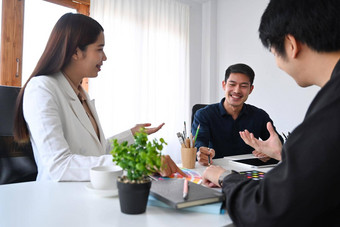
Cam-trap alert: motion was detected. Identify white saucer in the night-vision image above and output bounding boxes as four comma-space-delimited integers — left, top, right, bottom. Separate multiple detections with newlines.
85, 183, 119, 197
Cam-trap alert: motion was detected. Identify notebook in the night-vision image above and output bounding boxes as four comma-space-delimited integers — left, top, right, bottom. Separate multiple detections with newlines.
147, 195, 224, 214
150, 178, 224, 209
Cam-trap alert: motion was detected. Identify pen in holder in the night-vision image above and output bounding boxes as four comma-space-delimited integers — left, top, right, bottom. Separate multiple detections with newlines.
181, 147, 197, 169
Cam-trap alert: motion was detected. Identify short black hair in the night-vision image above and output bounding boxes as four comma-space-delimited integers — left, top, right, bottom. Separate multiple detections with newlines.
225, 63, 255, 85
259, 0, 340, 57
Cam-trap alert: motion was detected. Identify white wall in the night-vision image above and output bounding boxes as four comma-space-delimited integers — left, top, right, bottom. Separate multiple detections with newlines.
192, 0, 320, 134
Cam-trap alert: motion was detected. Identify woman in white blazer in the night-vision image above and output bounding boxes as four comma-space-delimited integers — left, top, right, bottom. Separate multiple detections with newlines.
14, 13, 183, 181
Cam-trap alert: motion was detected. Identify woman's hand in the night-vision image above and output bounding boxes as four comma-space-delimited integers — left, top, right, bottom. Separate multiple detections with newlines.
131, 123, 165, 135
158, 155, 187, 177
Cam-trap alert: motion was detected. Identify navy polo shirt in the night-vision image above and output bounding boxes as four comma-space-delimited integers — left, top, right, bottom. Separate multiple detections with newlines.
191, 98, 283, 158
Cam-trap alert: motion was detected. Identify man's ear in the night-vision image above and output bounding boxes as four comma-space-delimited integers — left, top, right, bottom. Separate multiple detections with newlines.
286, 34, 301, 59
222, 80, 226, 90
249, 85, 254, 94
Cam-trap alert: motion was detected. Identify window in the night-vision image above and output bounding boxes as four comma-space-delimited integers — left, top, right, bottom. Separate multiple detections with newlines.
0, 0, 89, 87
0, 0, 24, 86
22, 1, 76, 84
90, 0, 190, 162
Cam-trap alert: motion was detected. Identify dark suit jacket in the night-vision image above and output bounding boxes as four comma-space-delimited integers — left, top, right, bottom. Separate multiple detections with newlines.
222, 60, 340, 226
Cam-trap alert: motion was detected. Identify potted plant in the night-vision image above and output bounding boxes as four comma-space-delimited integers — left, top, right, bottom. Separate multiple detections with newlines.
111, 128, 167, 214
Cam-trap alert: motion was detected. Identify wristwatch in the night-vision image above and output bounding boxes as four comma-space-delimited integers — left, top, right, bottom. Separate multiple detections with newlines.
218, 170, 231, 187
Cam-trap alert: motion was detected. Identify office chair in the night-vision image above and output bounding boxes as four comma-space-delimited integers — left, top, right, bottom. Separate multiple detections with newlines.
191, 104, 208, 125
0, 85, 37, 184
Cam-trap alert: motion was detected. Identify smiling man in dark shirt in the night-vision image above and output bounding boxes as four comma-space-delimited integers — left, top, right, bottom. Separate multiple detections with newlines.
192, 63, 283, 165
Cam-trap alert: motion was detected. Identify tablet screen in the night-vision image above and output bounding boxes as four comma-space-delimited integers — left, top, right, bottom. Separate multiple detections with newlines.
231, 158, 279, 167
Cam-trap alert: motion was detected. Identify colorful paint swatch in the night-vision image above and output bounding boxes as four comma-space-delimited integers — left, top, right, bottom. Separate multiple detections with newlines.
239, 170, 265, 180
153, 168, 202, 184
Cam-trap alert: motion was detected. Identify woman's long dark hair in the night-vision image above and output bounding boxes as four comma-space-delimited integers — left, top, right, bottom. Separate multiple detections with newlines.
13, 13, 104, 143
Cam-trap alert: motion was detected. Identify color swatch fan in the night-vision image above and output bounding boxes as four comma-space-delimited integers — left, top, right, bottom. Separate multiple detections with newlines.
154, 168, 202, 184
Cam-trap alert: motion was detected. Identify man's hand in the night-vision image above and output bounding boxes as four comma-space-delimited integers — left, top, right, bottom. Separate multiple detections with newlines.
197, 147, 215, 166
202, 165, 228, 188
239, 122, 282, 161
252, 150, 271, 162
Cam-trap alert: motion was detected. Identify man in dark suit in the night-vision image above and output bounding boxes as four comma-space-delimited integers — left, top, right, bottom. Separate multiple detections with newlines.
202, 0, 340, 226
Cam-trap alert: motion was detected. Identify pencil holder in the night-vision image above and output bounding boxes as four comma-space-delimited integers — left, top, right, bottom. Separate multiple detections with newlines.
181, 147, 197, 169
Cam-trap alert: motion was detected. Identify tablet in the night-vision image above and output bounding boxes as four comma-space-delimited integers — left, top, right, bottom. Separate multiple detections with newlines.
230, 158, 279, 169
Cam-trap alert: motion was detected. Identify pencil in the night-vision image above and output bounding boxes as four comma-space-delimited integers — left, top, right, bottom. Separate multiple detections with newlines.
183, 179, 189, 200
189, 133, 193, 148
208, 154, 211, 166
185, 138, 190, 148
193, 124, 200, 145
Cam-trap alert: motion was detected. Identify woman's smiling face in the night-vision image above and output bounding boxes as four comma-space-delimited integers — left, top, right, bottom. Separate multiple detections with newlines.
78, 31, 107, 78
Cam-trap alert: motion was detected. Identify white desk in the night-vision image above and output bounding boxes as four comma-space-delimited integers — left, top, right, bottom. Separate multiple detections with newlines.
0, 154, 263, 227
192, 154, 273, 175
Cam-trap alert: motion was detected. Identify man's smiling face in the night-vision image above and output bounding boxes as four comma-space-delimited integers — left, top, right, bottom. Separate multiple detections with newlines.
222, 72, 254, 109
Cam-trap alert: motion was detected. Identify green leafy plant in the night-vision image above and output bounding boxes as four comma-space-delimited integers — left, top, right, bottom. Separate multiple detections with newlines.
111, 128, 167, 183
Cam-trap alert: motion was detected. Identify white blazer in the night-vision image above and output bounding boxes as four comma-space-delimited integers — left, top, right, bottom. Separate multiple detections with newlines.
23, 72, 134, 181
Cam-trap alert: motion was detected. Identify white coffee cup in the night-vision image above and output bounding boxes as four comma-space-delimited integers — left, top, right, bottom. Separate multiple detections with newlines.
90, 165, 123, 190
